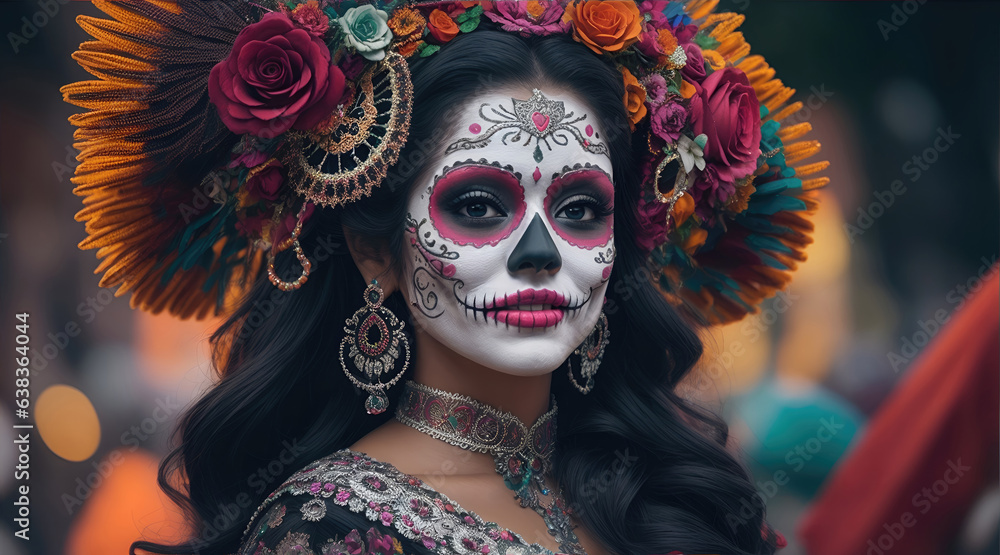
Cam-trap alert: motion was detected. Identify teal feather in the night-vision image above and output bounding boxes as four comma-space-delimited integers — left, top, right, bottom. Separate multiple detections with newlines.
749, 194, 806, 215
737, 215, 793, 235
753, 178, 803, 196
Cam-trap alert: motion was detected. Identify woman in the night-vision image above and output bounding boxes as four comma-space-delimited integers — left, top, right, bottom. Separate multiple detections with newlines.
63, 1, 824, 554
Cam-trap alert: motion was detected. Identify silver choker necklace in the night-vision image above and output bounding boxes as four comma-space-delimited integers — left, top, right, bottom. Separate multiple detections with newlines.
394, 380, 586, 554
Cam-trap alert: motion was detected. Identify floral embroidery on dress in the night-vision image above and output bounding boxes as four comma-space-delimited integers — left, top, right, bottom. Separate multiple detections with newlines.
274, 531, 314, 555
266, 503, 287, 529
248, 526, 410, 555
321, 527, 403, 555
301, 498, 328, 522
239, 448, 561, 555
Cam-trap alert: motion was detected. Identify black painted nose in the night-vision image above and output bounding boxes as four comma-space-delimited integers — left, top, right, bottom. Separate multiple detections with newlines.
507, 214, 562, 273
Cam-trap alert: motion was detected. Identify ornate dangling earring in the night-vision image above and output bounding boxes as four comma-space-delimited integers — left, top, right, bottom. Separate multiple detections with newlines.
340, 279, 411, 415
267, 203, 313, 291
567, 311, 609, 394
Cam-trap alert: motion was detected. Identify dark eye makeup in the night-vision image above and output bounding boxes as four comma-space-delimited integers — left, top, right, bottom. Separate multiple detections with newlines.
554, 192, 613, 224
427, 163, 527, 247
543, 168, 615, 248
445, 189, 508, 219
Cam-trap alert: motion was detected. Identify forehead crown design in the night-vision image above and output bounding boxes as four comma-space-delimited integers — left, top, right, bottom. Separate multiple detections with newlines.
513, 89, 567, 138
445, 89, 609, 158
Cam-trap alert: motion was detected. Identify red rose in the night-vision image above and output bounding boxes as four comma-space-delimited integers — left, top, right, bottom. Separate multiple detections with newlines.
680, 42, 706, 83
208, 12, 346, 138
688, 67, 761, 181
245, 158, 285, 201
673, 22, 698, 44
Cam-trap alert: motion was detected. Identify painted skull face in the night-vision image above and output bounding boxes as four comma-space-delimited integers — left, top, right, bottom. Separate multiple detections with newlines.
401, 88, 616, 375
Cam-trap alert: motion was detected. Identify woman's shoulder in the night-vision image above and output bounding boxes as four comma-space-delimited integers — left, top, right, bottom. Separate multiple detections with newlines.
238, 492, 421, 555
240, 448, 420, 536
237, 448, 556, 555
238, 449, 429, 554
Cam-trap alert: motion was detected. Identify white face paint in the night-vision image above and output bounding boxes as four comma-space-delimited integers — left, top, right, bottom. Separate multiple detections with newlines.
401, 88, 616, 375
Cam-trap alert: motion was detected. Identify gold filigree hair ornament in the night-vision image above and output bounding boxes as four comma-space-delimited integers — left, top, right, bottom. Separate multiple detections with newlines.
286, 51, 414, 208
62, 0, 828, 329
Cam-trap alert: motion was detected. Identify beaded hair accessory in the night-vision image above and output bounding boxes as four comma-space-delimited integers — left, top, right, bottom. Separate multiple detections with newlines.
63, 0, 828, 326
445, 88, 610, 159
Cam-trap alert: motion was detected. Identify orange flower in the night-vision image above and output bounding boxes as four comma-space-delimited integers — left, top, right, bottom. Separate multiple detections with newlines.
388, 6, 426, 56
397, 40, 422, 57
702, 49, 726, 71
388, 6, 426, 38
654, 28, 683, 69
526, 0, 546, 19
563, 0, 642, 55
679, 79, 696, 99
427, 8, 459, 43
621, 67, 647, 130
657, 28, 678, 54
725, 181, 755, 214
672, 192, 695, 227
682, 227, 707, 254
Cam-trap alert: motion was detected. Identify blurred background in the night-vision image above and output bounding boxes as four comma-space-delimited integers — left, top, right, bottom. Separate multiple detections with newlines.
0, 1, 997, 554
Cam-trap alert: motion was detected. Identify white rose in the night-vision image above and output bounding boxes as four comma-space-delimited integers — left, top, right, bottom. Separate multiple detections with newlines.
339, 5, 393, 61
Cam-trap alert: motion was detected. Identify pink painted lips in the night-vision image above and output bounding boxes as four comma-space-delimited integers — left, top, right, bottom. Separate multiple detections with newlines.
486, 289, 568, 329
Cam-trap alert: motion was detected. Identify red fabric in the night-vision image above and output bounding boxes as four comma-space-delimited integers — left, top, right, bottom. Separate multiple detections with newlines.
798, 266, 999, 555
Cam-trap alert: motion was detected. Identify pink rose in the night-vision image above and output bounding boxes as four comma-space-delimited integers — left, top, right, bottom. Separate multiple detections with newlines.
651, 101, 687, 143
690, 164, 736, 215
643, 73, 668, 105
228, 147, 269, 169
636, 29, 664, 59
673, 22, 698, 44
208, 12, 346, 138
688, 67, 761, 182
484, 1, 570, 36
367, 528, 395, 555
245, 158, 285, 201
344, 528, 364, 555
640, 1, 673, 28
681, 42, 706, 83
636, 193, 669, 254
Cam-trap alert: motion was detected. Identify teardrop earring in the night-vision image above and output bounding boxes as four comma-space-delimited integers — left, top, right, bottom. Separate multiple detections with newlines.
339, 279, 411, 414
567, 311, 609, 394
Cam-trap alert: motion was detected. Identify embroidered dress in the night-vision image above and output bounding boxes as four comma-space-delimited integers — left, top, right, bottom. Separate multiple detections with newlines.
237, 449, 581, 555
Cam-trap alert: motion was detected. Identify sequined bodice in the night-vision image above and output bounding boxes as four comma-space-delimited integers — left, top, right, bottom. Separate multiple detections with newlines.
238, 448, 568, 555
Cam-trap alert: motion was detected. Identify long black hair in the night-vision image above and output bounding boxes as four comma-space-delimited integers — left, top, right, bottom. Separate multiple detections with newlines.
132, 29, 778, 555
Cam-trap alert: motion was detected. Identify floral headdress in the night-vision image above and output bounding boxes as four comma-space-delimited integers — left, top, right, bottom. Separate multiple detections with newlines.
62, 0, 827, 326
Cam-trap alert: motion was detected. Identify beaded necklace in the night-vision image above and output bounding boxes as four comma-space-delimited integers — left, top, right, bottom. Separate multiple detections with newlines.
394, 380, 586, 554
